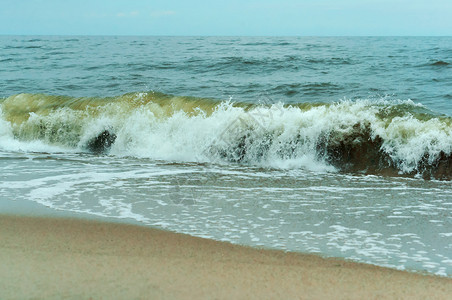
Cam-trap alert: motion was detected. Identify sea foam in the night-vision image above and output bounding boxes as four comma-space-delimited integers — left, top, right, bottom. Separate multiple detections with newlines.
1, 92, 451, 179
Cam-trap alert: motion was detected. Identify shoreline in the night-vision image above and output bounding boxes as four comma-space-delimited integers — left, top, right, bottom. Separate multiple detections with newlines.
1, 214, 451, 299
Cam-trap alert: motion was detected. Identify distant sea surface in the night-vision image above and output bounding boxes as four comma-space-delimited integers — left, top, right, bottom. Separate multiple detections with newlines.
1, 36, 452, 114
1, 36, 451, 276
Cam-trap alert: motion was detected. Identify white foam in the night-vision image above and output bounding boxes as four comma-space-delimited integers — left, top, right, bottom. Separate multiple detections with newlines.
2, 97, 452, 174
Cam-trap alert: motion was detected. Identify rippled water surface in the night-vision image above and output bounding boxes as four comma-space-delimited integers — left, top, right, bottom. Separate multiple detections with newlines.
1, 151, 451, 276
1, 36, 451, 276
1, 36, 451, 114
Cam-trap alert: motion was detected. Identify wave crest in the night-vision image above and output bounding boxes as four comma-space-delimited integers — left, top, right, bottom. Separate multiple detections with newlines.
1, 92, 451, 180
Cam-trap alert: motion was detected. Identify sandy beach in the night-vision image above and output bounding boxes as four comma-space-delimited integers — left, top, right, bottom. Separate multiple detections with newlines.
0, 215, 450, 299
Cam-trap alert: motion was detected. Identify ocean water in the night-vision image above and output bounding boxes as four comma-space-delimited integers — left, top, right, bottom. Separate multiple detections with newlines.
1, 36, 451, 276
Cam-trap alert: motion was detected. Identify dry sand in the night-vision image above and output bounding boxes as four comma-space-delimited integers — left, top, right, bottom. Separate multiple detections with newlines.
0, 215, 451, 299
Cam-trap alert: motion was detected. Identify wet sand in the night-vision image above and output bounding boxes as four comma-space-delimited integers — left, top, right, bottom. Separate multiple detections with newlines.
0, 215, 450, 299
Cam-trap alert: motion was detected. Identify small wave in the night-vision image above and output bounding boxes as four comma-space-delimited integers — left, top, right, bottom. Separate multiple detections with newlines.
3, 45, 25, 50
25, 38, 43, 42
205, 56, 301, 72
1, 92, 451, 180
63, 38, 80, 42
305, 57, 352, 65
241, 42, 272, 46
431, 61, 449, 66
221, 57, 259, 65
274, 42, 292, 46
271, 82, 342, 97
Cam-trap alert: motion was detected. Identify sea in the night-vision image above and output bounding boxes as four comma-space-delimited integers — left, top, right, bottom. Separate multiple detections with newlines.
1, 36, 451, 277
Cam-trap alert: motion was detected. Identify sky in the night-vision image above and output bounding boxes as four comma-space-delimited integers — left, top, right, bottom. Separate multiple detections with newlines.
0, 0, 451, 36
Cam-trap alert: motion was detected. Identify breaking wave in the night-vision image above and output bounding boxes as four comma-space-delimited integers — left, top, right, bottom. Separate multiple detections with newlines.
1, 92, 451, 180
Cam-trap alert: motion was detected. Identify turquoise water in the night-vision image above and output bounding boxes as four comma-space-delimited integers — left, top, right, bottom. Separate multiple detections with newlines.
1, 36, 451, 115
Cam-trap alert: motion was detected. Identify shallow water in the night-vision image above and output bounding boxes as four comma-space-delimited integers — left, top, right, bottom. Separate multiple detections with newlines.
1, 151, 451, 276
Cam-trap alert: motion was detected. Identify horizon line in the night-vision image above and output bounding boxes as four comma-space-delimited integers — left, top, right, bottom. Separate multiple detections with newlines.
1, 33, 451, 38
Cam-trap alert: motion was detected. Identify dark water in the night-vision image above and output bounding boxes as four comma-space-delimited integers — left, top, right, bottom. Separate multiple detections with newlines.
1, 36, 451, 276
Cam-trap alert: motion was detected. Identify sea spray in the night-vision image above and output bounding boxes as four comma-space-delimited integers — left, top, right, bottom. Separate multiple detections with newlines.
1, 92, 451, 179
